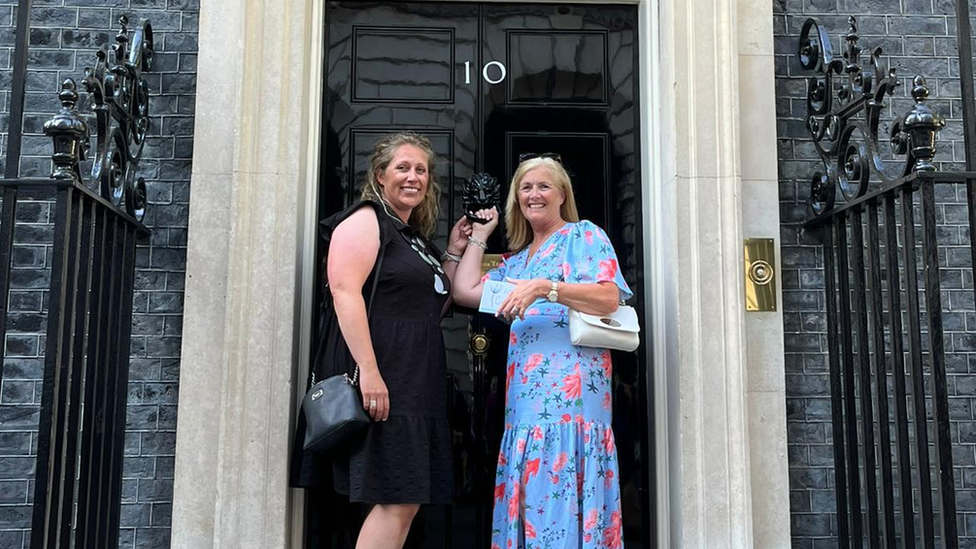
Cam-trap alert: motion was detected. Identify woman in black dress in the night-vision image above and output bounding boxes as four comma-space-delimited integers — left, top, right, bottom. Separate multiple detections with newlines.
292, 132, 471, 548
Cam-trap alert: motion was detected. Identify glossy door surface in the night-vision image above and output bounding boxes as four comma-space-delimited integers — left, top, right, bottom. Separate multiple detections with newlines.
313, 4, 648, 548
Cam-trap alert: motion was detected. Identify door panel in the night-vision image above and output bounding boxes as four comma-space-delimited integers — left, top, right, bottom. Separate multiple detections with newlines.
351, 27, 456, 103
507, 30, 609, 104
315, 4, 648, 548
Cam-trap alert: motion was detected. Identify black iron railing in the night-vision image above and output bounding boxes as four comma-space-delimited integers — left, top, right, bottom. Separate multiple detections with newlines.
799, 15, 976, 549
2, 13, 152, 549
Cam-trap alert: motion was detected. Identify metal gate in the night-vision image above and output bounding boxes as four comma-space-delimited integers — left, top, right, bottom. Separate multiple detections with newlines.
3, 10, 153, 548
798, 11, 976, 548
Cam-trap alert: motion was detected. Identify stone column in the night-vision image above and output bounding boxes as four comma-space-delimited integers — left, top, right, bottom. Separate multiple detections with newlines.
170, 0, 319, 546
653, 0, 790, 545
736, 0, 792, 545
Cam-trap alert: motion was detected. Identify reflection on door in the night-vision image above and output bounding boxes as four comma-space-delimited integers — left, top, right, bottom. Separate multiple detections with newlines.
311, 4, 649, 548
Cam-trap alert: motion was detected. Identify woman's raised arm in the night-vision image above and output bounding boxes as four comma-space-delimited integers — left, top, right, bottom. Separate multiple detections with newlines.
451, 208, 499, 308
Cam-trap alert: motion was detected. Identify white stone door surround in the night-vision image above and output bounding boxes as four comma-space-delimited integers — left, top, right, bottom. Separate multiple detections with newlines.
171, 0, 791, 547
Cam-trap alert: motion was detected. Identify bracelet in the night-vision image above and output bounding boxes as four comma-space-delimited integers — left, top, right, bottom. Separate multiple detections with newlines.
468, 237, 488, 251
441, 250, 462, 263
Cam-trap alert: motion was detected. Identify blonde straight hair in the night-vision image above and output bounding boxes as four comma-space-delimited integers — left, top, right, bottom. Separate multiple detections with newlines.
359, 132, 440, 238
504, 157, 580, 252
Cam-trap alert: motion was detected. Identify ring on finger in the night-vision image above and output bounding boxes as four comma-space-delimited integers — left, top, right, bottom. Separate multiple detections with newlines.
369, 399, 377, 409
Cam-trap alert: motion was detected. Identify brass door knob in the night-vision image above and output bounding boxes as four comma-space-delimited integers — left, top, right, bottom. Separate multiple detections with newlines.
470, 333, 490, 356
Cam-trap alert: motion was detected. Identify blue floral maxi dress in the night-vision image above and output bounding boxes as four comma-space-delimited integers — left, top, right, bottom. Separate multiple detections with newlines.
484, 220, 633, 549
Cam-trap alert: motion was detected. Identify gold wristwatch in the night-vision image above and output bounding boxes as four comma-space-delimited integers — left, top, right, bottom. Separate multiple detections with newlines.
546, 281, 559, 302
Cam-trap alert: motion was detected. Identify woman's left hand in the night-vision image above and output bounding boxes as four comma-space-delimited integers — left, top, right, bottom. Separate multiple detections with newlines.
447, 216, 472, 255
497, 278, 549, 321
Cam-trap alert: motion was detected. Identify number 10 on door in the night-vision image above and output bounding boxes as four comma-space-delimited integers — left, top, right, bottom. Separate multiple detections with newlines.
465, 61, 507, 85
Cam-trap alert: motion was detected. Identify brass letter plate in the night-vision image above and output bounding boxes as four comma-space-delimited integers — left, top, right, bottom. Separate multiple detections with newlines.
744, 238, 776, 312
481, 253, 503, 278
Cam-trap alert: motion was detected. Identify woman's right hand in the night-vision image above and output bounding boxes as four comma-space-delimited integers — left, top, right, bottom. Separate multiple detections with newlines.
359, 366, 390, 421
470, 207, 499, 241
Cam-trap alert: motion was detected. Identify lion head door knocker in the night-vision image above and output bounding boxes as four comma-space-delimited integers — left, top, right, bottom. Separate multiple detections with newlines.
461, 172, 501, 224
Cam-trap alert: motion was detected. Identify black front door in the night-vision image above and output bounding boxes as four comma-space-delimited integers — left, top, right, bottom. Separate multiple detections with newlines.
312, 3, 649, 548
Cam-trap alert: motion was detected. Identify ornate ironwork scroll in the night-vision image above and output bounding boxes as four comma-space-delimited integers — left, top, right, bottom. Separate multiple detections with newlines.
43, 15, 153, 220
799, 16, 946, 218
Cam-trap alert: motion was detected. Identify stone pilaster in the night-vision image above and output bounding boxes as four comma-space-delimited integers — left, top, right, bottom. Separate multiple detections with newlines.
652, 0, 790, 545
171, 0, 320, 546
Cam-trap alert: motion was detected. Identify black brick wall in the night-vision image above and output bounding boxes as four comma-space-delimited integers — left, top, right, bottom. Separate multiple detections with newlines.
0, 1, 196, 547
776, 1, 976, 547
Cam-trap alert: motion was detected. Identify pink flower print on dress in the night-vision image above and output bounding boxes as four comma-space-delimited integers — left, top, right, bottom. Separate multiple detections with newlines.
602, 426, 615, 453
517, 438, 526, 453
562, 262, 572, 280
553, 452, 568, 472
584, 509, 598, 531
561, 414, 572, 424
507, 483, 520, 519
603, 510, 623, 549
597, 258, 618, 281
602, 392, 612, 410
523, 458, 541, 484
494, 482, 506, 502
524, 353, 544, 374
604, 468, 615, 489
506, 363, 515, 391
510, 331, 518, 346
599, 350, 612, 380
584, 230, 594, 244
530, 425, 544, 440
558, 227, 571, 235
561, 364, 582, 400
540, 242, 556, 257
525, 519, 537, 539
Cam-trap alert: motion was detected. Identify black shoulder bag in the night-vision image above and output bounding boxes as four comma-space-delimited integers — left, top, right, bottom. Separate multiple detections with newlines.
301, 245, 386, 454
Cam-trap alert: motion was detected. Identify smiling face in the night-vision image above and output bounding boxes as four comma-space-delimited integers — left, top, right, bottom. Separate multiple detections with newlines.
376, 144, 430, 221
516, 166, 566, 228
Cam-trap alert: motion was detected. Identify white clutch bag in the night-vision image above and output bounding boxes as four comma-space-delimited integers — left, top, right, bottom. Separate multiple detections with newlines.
568, 305, 641, 352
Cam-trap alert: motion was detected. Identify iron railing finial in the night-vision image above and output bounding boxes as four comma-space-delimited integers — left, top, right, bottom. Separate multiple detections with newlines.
904, 76, 945, 172
43, 79, 89, 182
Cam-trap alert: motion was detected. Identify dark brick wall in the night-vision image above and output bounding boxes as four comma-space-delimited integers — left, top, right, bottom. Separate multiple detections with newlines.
776, 1, 976, 547
0, 1, 196, 547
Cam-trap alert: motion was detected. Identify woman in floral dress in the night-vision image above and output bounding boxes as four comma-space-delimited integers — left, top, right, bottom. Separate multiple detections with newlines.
452, 156, 632, 548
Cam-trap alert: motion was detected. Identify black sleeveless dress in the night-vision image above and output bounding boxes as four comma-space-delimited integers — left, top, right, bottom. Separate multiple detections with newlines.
290, 201, 453, 505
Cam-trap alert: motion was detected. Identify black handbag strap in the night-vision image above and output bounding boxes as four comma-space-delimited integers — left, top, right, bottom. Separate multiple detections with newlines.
312, 239, 386, 387
366, 242, 386, 318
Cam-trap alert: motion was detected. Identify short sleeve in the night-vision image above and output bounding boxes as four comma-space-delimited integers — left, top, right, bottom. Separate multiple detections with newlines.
563, 220, 633, 302
319, 200, 394, 250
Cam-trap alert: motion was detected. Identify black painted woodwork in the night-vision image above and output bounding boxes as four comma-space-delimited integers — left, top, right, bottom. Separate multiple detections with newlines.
311, 4, 648, 548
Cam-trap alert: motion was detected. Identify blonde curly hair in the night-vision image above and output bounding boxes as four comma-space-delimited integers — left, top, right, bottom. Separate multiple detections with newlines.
360, 132, 440, 238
